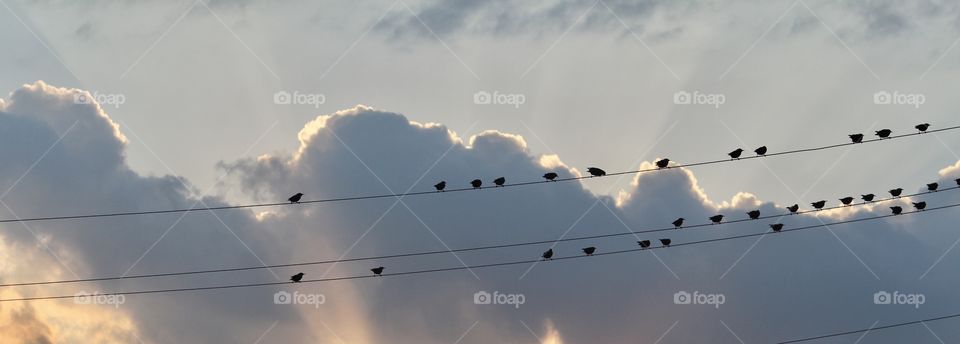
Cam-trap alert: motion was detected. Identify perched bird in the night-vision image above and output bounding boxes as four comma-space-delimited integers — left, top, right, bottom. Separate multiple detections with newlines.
371, 267, 385, 276
754, 146, 768, 156
728, 148, 744, 159
928, 182, 939, 192
660, 239, 672, 247
543, 172, 559, 181
637, 240, 651, 248
770, 223, 784, 232
811, 200, 827, 210
542, 249, 554, 260
672, 218, 685, 229
889, 188, 903, 197
956, 178, 960, 186
587, 167, 606, 177
494, 177, 506, 187
709, 215, 724, 224
916, 123, 931, 133
655, 158, 670, 169
891, 206, 903, 215
913, 201, 927, 211
471, 179, 483, 189
747, 210, 761, 219
861, 194, 875, 202
876, 129, 893, 138
434, 181, 446, 192
290, 272, 304, 283
786, 204, 800, 214
288, 193, 304, 203
849, 134, 864, 143
582, 247, 596, 256
839, 197, 854, 206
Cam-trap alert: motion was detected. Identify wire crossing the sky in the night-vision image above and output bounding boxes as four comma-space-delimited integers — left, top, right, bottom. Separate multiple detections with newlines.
2, 201, 957, 302
0, 124, 957, 225
777, 312, 960, 343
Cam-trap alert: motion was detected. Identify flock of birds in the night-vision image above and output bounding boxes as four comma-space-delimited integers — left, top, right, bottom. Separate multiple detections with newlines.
284, 123, 944, 282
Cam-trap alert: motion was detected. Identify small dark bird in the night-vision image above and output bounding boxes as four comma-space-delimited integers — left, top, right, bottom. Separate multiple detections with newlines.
916, 123, 931, 133
861, 194, 875, 202
290, 272, 304, 283
770, 223, 784, 232
288, 193, 304, 203
787, 204, 800, 214
434, 181, 446, 191
655, 158, 670, 169
928, 183, 939, 192
839, 197, 854, 206
672, 218, 685, 228
889, 188, 903, 197
587, 167, 606, 177
955, 178, 960, 186
849, 134, 864, 143
659, 239, 672, 247
891, 206, 903, 215
638, 240, 651, 248
811, 200, 827, 210
371, 267, 384, 276
471, 179, 482, 189
913, 201, 927, 211
494, 177, 506, 186
709, 215, 724, 224
728, 148, 744, 159
543, 172, 558, 181
542, 249, 554, 260
582, 247, 596, 256
754, 146, 768, 156
747, 210, 761, 219
876, 129, 892, 138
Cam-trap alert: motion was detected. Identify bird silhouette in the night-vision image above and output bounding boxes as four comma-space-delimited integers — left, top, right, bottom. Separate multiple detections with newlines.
371, 267, 384, 276
494, 177, 506, 187
637, 240, 651, 248
587, 167, 606, 177
787, 204, 800, 214
849, 134, 864, 143
672, 218, 685, 228
891, 206, 903, 215
754, 146, 768, 156
471, 179, 482, 189
916, 123, 931, 133
543, 172, 558, 181
660, 239, 672, 247
709, 215, 724, 224
655, 158, 670, 169
955, 178, 960, 186
542, 249, 554, 260
928, 182, 939, 192
434, 181, 446, 192
913, 201, 927, 211
290, 272, 304, 283
288, 193, 304, 204
861, 194, 875, 202
582, 247, 596, 256
747, 210, 760, 219
876, 129, 892, 138
770, 223, 784, 232
889, 188, 903, 197
839, 197, 854, 206
728, 148, 744, 159
811, 200, 827, 210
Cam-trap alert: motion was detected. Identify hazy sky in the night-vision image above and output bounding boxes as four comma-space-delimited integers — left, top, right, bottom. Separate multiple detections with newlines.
2, 0, 960, 343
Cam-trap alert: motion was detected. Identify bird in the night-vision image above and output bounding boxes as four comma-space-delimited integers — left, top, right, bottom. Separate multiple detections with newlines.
891, 206, 903, 215
587, 167, 606, 177
747, 210, 761, 219
786, 204, 800, 214
660, 239, 672, 247
913, 201, 927, 211
916, 123, 931, 133
290, 272, 304, 283
889, 188, 903, 197
672, 218, 685, 228
861, 194, 875, 202
839, 197, 854, 206
542, 249, 554, 260
849, 134, 864, 143
434, 181, 446, 192
709, 215, 724, 224
754, 146, 768, 156
543, 172, 558, 181
876, 129, 892, 138
582, 247, 596, 256
728, 148, 744, 159
811, 200, 827, 210
655, 158, 670, 169
770, 223, 784, 232
470, 179, 482, 189
371, 267, 384, 276
637, 240, 651, 248
956, 178, 960, 186
928, 182, 939, 192
288, 193, 304, 203
494, 177, 506, 187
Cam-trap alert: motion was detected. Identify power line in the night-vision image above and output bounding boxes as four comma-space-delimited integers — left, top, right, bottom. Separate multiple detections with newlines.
3, 201, 956, 303
0, 124, 956, 225
3, 185, 954, 288
777, 312, 960, 343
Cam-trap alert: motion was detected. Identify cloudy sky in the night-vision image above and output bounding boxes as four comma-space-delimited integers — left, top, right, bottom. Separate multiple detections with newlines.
2, 0, 960, 343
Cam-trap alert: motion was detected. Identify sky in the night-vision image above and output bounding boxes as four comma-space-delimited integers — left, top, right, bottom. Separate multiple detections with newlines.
2, 0, 960, 343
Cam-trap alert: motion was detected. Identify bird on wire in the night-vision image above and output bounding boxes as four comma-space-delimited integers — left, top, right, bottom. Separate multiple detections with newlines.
587, 167, 606, 177
582, 247, 596, 256
728, 148, 744, 159
770, 223, 784, 232
434, 181, 446, 192
786, 204, 800, 214
543, 172, 558, 181
638, 240, 651, 248
889, 188, 903, 197
542, 249, 554, 260
861, 194, 875, 202
371, 267, 385, 276
470, 179, 482, 189
876, 129, 893, 138
710, 215, 724, 224
290, 272, 304, 283
839, 197, 854, 206
655, 158, 670, 169
916, 123, 931, 133
288, 193, 304, 203
660, 239, 672, 247
811, 200, 827, 210
891, 206, 903, 215
494, 177, 506, 187
754, 146, 768, 156
672, 218, 685, 228
849, 134, 864, 143
928, 182, 939, 192
747, 210, 761, 219
914, 202, 927, 211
